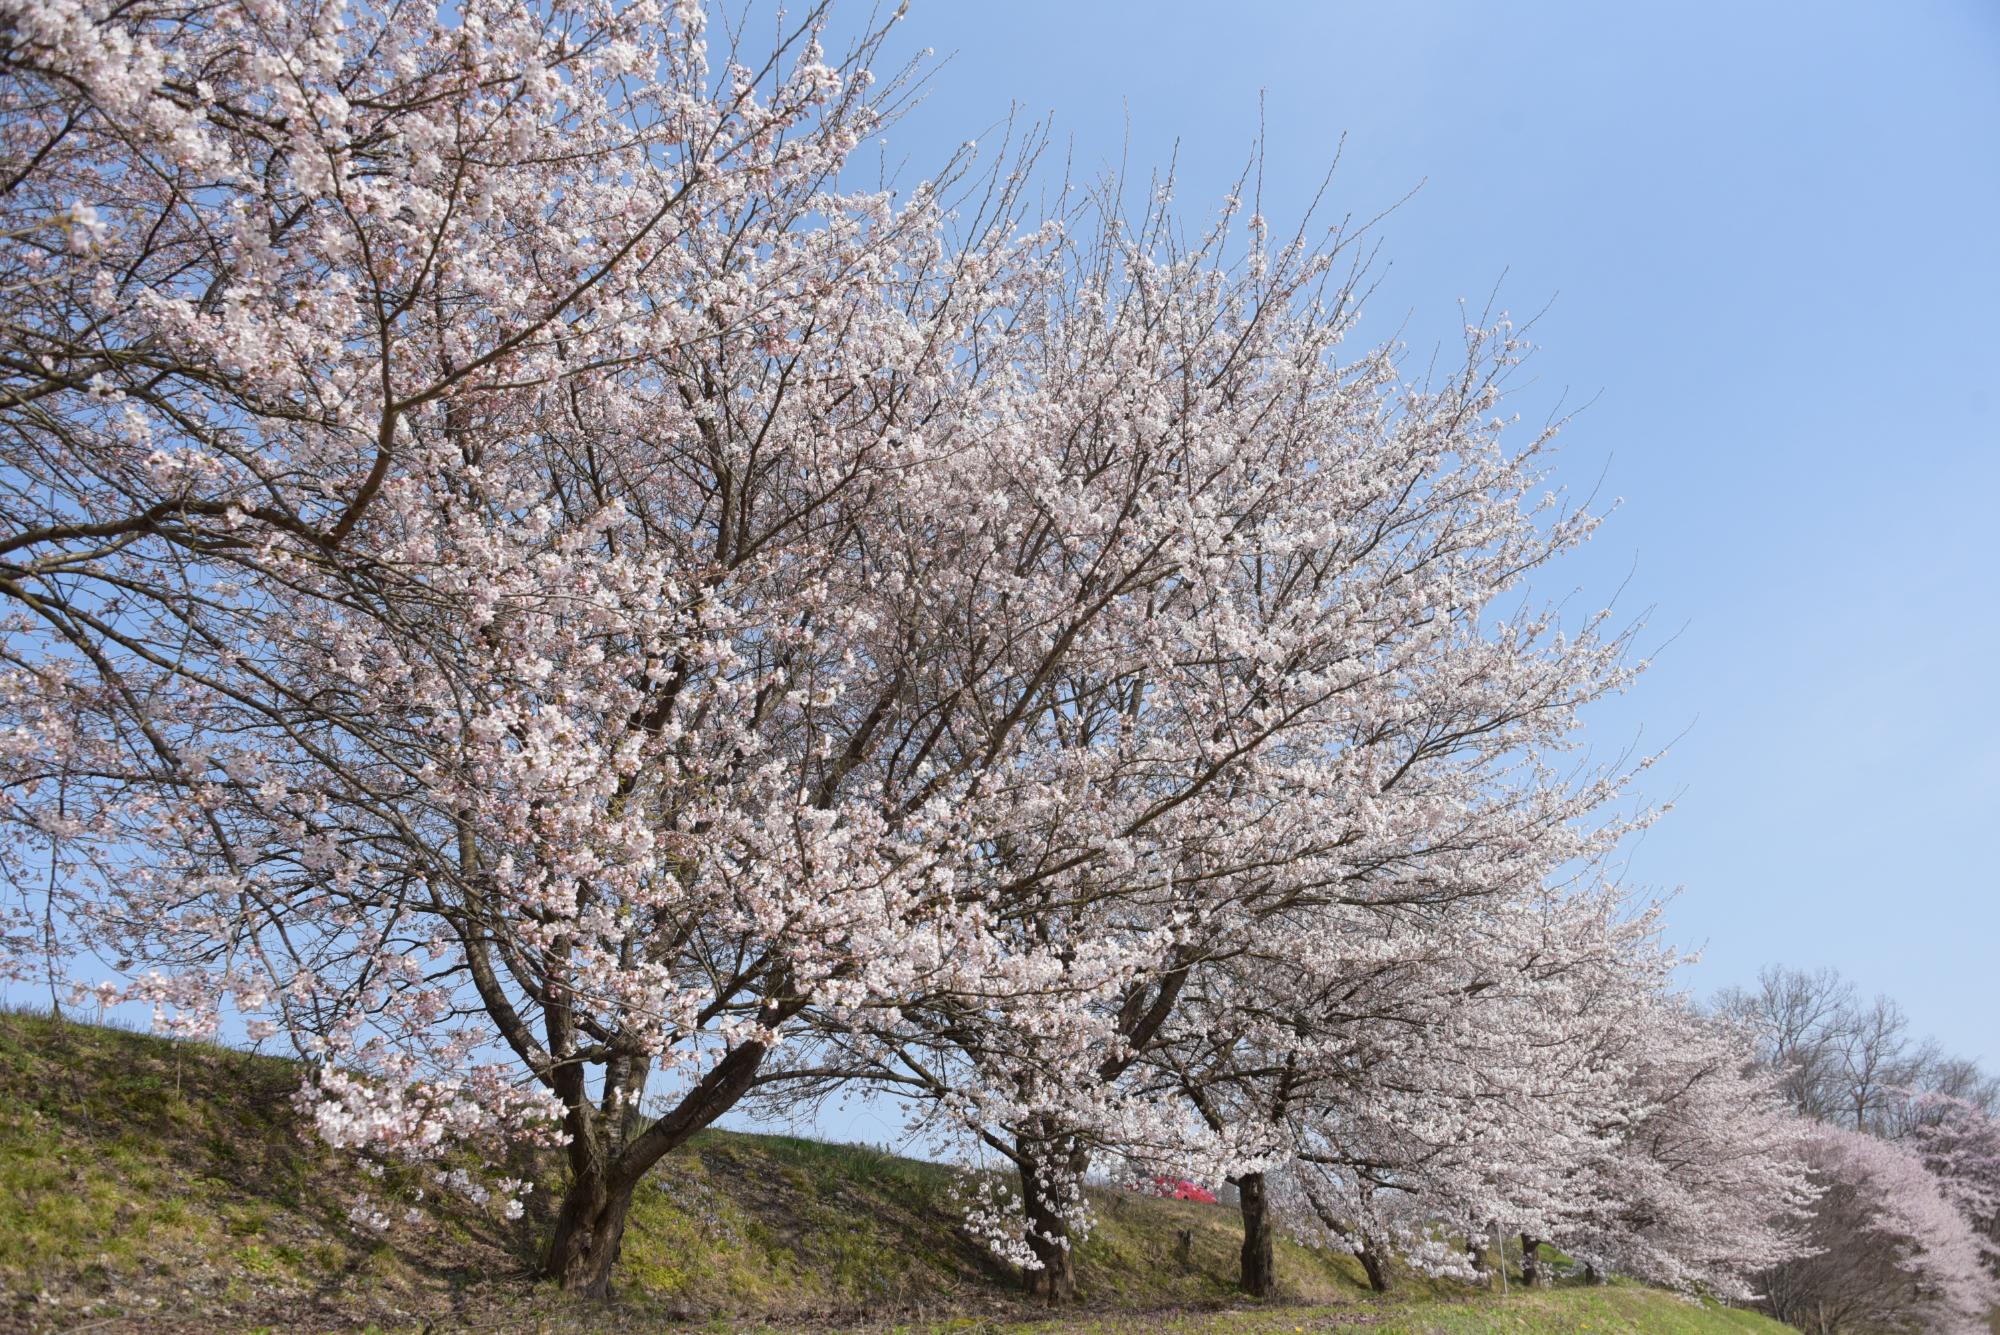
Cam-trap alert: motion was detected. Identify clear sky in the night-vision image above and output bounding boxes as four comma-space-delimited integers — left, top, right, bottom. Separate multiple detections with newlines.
811, 1, 2000, 1078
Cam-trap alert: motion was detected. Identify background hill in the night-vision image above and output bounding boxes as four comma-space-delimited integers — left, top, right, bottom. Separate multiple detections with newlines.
0, 1010, 1794, 1334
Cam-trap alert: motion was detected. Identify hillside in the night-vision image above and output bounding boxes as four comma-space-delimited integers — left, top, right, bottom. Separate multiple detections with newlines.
0, 1011, 1793, 1334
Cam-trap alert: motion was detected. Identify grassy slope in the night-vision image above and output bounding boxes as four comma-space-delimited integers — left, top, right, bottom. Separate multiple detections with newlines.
931, 1290, 1793, 1334
0, 1012, 1792, 1335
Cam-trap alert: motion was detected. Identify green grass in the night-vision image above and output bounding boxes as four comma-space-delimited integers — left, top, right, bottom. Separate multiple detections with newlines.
850, 1287, 1796, 1334
0, 1010, 1794, 1334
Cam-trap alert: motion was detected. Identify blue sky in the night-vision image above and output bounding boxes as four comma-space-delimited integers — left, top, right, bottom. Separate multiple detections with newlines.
835, 2, 1999, 1069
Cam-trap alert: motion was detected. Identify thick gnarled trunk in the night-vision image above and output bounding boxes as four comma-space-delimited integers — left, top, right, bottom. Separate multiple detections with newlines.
536, 1037, 774, 1296
1236, 1171, 1275, 1297
1357, 1242, 1391, 1293
1520, 1234, 1545, 1287
1023, 1190, 1076, 1303
541, 1166, 636, 1299
1018, 1138, 1090, 1304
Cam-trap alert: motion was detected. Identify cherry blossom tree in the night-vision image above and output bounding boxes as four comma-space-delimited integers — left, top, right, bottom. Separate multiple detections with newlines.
1717, 968, 2000, 1324
0, 0, 1633, 1302
1255, 897, 1660, 1293
1155, 887, 1634, 1295
0, 0, 1116, 1295
1757, 1123, 1999, 1334
1179, 898, 1815, 1305
1909, 1092, 2000, 1277
743, 158, 1650, 1298
1553, 994, 1817, 1299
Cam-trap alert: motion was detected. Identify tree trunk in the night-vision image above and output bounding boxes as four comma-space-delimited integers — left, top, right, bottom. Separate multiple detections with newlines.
1297, 1180, 1389, 1294
1018, 1142, 1087, 1305
1236, 1171, 1275, 1297
1520, 1234, 1543, 1287
1022, 1170, 1076, 1303
1357, 1242, 1392, 1294
541, 1165, 636, 1300
536, 1035, 775, 1296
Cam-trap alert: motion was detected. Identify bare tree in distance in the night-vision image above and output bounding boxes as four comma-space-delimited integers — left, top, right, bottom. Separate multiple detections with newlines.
1717, 964, 1994, 1135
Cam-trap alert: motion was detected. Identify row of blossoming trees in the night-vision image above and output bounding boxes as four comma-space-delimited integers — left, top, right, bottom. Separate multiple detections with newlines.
0, 0, 1987, 1325
1718, 969, 2000, 1332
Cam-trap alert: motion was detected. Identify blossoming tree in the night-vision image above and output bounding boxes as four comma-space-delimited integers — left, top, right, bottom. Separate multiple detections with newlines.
1908, 1093, 2000, 1277
1552, 990, 1818, 1298
1171, 894, 1816, 1305
0, 0, 1116, 1294
1758, 1123, 1999, 1334
1166, 891, 1645, 1296
746, 159, 1650, 1297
